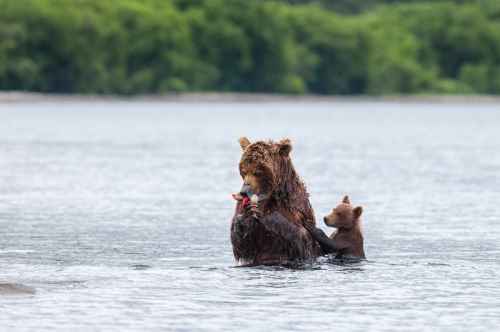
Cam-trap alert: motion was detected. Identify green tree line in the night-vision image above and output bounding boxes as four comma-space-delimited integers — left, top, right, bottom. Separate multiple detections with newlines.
1, 0, 500, 95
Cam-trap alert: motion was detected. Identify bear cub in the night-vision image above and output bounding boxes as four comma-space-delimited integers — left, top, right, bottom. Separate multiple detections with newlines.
306, 195, 365, 260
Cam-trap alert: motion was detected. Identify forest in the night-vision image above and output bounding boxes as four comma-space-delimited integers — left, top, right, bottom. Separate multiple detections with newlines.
1, 0, 499, 95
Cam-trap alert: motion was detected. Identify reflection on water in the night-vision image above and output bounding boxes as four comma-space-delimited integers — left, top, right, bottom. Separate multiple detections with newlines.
1, 100, 500, 331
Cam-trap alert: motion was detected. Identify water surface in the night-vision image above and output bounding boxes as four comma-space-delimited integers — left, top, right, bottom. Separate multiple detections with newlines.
1, 100, 499, 331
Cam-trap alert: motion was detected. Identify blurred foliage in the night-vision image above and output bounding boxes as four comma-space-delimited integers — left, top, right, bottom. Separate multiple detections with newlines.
0, 0, 500, 94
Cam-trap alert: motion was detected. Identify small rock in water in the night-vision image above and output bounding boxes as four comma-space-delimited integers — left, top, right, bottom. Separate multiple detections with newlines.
0, 283, 36, 295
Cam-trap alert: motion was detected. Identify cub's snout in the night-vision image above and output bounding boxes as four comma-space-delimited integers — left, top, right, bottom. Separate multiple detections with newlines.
323, 214, 337, 227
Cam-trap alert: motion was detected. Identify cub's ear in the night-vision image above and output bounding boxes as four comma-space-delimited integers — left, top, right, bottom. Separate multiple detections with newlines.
353, 206, 363, 219
239, 137, 251, 150
342, 195, 351, 204
278, 138, 292, 157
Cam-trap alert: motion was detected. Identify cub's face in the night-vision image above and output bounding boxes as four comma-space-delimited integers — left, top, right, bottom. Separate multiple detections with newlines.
323, 196, 363, 229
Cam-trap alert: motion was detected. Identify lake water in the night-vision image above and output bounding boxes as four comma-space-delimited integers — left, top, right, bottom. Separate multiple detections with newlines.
0, 99, 499, 331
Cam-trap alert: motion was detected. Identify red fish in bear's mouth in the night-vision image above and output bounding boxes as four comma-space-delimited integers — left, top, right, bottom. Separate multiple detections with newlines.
232, 183, 272, 210
232, 183, 254, 209
232, 192, 250, 208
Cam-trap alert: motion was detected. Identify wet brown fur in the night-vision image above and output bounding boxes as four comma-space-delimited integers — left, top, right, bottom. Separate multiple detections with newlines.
324, 196, 365, 259
231, 137, 320, 264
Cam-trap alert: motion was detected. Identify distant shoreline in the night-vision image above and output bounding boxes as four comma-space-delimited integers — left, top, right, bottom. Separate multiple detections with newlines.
1, 91, 500, 104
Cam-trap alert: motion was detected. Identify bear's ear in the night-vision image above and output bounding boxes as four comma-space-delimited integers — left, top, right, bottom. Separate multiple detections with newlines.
278, 138, 292, 157
239, 137, 251, 151
342, 195, 351, 204
353, 206, 363, 219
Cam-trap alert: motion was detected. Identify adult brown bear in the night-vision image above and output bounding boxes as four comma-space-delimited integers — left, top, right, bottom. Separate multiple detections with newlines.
230, 137, 321, 265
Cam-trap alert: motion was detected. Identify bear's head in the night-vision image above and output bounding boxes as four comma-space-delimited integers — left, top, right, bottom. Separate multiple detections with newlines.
323, 195, 363, 229
236, 137, 301, 205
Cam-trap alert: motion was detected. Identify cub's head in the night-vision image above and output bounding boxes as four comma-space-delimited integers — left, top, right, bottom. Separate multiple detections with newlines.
323, 195, 363, 230
237, 137, 292, 200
